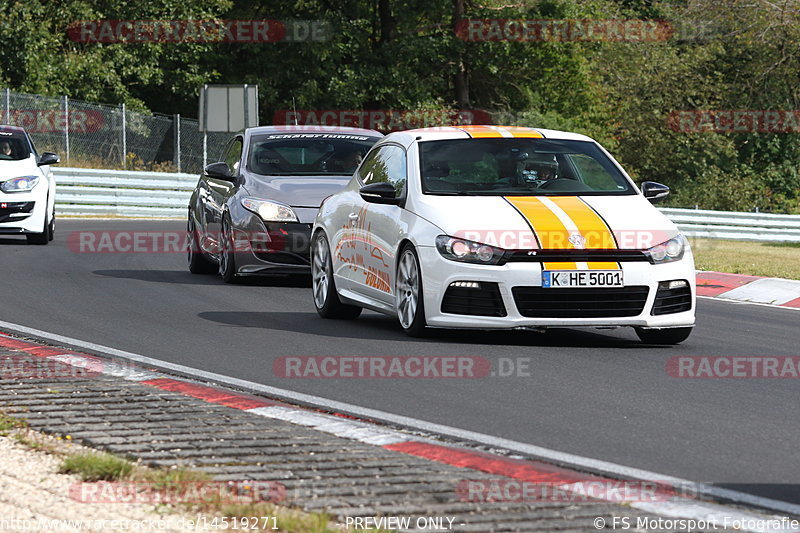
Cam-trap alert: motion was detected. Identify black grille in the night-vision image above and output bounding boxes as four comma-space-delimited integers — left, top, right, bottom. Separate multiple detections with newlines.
442, 282, 507, 317
652, 283, 692, 315
512, 286, 649, 318
502, 249, 649, 264
0, 201, 34, 223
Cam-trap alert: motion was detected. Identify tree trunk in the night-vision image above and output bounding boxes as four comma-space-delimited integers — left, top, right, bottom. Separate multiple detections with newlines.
453, 0, 470, 108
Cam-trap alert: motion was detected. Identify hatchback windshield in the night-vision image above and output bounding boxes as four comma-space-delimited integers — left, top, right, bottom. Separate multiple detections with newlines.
0, 131, 32, 161
248, 133, 381, 176
419, 138, 635, 196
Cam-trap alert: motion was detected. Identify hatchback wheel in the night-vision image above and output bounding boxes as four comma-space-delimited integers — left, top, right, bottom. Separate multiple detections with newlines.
311, 232, 362, 319
396, 244, 427, 337
187, 216, 216, 274
26, 209, 50, 245
219, 216, 240, 283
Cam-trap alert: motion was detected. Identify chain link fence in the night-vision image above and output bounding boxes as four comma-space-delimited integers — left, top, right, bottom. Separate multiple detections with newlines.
0, 87, 230, 174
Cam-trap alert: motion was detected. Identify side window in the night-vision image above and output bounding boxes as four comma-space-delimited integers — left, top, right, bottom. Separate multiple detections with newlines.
224, 138, 243, 174
360, 145, 407, 198
27, 134, 39, 157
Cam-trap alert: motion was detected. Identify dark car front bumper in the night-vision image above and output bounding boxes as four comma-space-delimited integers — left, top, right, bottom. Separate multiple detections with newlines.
232, 222, 313, 276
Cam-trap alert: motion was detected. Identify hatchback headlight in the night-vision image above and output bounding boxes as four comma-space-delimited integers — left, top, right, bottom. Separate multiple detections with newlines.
1, 175, 39, 193
435, 235, 506, 265
241, 198, 298, 223
645, 234, 687, 264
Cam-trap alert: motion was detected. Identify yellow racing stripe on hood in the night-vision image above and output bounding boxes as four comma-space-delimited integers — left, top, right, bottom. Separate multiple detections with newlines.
504, 196, 620, 271
547, 196, 617, 249
504, 196, 574, 249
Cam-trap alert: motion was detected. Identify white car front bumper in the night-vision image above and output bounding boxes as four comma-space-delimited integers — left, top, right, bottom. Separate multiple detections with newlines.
0, 187, 48, 234
417, 246, 696, 329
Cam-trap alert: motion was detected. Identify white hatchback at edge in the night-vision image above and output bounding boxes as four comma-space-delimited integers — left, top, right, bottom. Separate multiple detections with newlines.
0, 125, 59, 244
311, 125, 695, 345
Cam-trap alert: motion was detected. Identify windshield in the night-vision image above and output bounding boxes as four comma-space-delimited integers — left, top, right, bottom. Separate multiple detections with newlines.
0, 131, 32, 161
247, 133, 380, 176
419, 138, 635, 196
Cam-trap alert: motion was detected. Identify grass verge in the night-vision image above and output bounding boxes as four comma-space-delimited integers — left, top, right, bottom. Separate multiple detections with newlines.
0, 411, 28, 436
690, 238, 800, 280
1, 409, 390, 532
59, 451, 134, 481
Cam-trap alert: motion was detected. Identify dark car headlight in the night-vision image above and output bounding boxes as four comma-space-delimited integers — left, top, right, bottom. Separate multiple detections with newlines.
435, 235, 505, 265
241, 197, 299, 223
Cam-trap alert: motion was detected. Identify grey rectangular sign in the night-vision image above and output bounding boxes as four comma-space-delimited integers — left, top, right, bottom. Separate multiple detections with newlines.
199, 84, 258, 132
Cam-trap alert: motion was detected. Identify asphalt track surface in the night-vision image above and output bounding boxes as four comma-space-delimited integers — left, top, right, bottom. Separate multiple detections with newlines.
2, 220, 798, 505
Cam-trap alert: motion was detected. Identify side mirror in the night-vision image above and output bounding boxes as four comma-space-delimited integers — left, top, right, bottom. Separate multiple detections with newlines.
641, 181, 670, 203
205, 162, 235, 182
38, 152, 60, 166
360, 182, 401, 205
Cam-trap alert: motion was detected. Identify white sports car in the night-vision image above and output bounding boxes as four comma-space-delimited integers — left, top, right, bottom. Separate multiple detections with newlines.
0, 125, 59, 244
311, 125, 695, 344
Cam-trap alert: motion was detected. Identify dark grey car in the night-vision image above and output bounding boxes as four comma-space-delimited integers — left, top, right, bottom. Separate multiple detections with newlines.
188, 125, 382, 282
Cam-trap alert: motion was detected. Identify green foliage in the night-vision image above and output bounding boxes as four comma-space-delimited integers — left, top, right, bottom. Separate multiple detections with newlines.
59, 451, 134, 481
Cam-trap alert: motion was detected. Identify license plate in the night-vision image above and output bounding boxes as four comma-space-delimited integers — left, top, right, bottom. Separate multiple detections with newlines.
542, 270, 624, 288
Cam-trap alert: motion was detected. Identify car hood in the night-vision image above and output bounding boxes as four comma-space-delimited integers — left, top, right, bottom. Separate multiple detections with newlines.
242, 174, 351, 208
0, 157, 38, 180
412, 194, 679, 250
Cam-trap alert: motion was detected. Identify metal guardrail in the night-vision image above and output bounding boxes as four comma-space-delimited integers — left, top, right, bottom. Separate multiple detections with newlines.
53, 168, 800, 241
54, 167, 196, 218
660, 207, 800, 242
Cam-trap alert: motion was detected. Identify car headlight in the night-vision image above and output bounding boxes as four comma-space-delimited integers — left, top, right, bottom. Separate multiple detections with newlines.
1, 176, 39, 193
435, 235, 506, 265
645, 234, 687, 264
241, 198, 299, 223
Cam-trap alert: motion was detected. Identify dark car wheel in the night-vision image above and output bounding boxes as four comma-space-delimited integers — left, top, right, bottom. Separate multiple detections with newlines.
396, 244, 427, 337
311, 232, 362, 319
187, 216, 216, 274
635, 326, 693, 345
219, 215, 240, 283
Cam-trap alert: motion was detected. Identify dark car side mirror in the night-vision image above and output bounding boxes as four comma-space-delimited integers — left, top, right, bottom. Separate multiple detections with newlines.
641, 181, 670, 203
360, 182, 402, 205
205, 162, 236, 182
38, 152, 60, 166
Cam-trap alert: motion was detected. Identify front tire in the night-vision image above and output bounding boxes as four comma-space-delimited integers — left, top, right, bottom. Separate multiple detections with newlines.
26, 210, 51, 245
219, 215, 240, 284
311, 232, 362, 319
187, 215, 217, 274
396, 244, 427, 337
635, 326, 693, 345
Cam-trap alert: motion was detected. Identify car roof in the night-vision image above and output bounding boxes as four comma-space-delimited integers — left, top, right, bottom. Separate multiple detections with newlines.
0, 124, 28, 135
244, 125, 383, 138
381, 125, 595, 146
